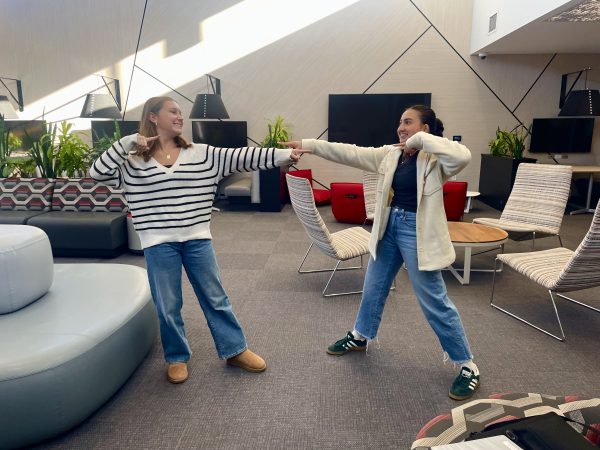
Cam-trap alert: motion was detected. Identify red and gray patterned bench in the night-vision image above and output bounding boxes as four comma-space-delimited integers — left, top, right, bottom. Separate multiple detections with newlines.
411, 392, 600, 449
0, 177, 55, 224
0, 177, 128, 257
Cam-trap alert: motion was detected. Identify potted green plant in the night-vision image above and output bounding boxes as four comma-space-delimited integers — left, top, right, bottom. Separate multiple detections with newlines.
488, 125, 530, 159
260, 115, 291, 148
0, 115, 12, 177
479, 124, 536, 211
0, 115, 36, 177
258, 115, 292, 212
26, 121, 91, 178
88, 120, 123, 168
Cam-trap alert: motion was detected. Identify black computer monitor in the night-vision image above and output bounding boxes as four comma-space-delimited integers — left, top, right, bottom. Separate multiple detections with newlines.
3, 120, 47, 152
192, 121, 248, 148
91, 120, 139, 144
529, 117, 595, 153
328, 93, 432, 147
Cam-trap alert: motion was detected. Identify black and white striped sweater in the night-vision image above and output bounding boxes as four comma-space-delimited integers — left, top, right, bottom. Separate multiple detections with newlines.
89, 134, 292, 249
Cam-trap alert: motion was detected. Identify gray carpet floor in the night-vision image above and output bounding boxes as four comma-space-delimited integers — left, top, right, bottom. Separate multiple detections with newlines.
33, 199, 600, 450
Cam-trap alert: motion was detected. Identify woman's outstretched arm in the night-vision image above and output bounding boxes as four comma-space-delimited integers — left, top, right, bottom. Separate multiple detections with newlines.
281, 139, 391, 173
211, 145, 297, 182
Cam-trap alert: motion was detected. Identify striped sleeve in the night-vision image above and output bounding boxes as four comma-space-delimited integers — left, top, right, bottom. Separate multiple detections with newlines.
89, 134, 138, 188
213, 146, 292, 182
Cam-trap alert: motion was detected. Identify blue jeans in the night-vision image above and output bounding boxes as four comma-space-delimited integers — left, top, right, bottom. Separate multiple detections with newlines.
354, 207, 473, 363
144, 239, 247, 362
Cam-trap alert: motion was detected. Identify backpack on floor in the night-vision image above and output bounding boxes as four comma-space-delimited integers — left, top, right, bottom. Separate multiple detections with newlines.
465, 411, 600, 450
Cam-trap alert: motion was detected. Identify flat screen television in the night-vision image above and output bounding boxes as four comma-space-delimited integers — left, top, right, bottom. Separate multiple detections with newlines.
91, 120, 139, 145
529, 117, 595, 153
328, 93, 432, 147
192, 120, 248, 147
4, 120, 46, 152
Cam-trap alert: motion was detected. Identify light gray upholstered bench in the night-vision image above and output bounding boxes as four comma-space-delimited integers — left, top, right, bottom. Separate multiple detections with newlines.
0, 225, 157, 449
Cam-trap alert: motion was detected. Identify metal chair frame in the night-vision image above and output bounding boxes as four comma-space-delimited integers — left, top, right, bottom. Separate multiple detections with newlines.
490, 257, 600, 342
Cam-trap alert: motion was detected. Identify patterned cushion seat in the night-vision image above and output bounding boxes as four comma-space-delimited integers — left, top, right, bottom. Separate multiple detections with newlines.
411, 393, 600, 449
0, 178, 55, 225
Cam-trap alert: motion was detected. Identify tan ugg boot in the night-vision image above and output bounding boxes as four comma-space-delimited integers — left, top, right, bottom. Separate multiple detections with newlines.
167, 362, 188, 383
226, 349, 267, 373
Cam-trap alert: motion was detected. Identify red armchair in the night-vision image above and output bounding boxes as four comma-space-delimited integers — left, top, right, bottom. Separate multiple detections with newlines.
286, 169, 331, 205
330, 182, 367, 224
327, 179, 467, 223
443, 181, 468, 221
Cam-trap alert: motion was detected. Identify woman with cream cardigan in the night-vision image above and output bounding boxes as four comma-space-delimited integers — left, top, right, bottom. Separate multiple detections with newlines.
284, 105, 480, 401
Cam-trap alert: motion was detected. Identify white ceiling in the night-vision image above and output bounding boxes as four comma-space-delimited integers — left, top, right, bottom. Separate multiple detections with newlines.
477, 0, 600, 54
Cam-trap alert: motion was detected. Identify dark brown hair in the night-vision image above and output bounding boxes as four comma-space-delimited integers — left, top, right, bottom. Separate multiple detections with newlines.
134, 96, 191, 161
405, 104, 444, 137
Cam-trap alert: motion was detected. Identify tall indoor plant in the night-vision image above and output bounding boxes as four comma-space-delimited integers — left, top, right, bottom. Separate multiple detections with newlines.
259, 115, 292, 212
260, 115, 291, 149
88, 120, 123, 168
488, 124, 529, 159
27, 121, 91, 178
0, 115, 35, 177
479, 124, 536, 211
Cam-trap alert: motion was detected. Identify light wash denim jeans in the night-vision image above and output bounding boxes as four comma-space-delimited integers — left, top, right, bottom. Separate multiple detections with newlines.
354, 207, 473, 363
144, 239, 247, 363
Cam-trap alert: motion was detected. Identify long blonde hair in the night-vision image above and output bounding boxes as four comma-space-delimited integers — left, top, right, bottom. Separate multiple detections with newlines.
134, 96, 191, 161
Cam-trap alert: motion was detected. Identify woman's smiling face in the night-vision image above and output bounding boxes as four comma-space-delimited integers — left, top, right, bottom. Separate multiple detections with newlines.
151, 100, 184, 138
397, 108, 429, 144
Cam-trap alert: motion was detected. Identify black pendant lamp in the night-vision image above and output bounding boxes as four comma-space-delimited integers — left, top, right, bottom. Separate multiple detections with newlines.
80, 93, 121, 119
559, 89, 600, 116
189, 75, 229, 119
80, 76, 122, 119
0, 76, 24, 118
559, 68, 600, 116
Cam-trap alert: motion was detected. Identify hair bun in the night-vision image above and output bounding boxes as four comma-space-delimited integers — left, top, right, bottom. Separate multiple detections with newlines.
434, 118, 444, 137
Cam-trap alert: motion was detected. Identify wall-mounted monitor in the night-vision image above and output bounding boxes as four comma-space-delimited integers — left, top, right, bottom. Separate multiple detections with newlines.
192, 120, 248, 148
3, 120, 46, 153
529, 117, 595, 153
328, 93, 432, 147
91, 120, 139, 144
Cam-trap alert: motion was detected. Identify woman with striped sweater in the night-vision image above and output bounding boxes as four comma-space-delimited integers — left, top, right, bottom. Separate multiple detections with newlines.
90, 96, 298, 383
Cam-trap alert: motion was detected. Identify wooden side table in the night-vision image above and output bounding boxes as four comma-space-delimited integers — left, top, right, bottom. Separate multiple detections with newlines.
447, 222, 508, 285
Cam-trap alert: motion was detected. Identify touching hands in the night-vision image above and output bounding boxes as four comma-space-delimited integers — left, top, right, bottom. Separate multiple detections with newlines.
279, 141, 313, 164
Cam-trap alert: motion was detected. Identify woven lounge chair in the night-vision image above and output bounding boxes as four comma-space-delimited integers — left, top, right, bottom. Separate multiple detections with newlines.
286, 173, 371, 297
474, 163, 572, 249
490, 198, 600, 341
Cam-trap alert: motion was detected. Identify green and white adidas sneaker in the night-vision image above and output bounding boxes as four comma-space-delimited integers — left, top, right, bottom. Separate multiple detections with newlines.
449, 366, 480, 401
326, 331, 367, 356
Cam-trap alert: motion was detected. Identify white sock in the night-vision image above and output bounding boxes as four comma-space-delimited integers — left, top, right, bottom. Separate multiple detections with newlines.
351, 329, 366, 341
463, 360, 479, 376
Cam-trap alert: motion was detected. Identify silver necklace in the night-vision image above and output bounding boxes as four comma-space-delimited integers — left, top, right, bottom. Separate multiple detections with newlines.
399, 149, 417, 166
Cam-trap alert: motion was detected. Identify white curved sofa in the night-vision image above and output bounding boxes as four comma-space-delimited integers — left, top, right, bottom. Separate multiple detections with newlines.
0, 225, 157, 449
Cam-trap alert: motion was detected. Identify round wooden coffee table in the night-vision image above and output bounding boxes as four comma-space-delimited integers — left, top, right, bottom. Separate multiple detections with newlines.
447, 222, 508, 285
